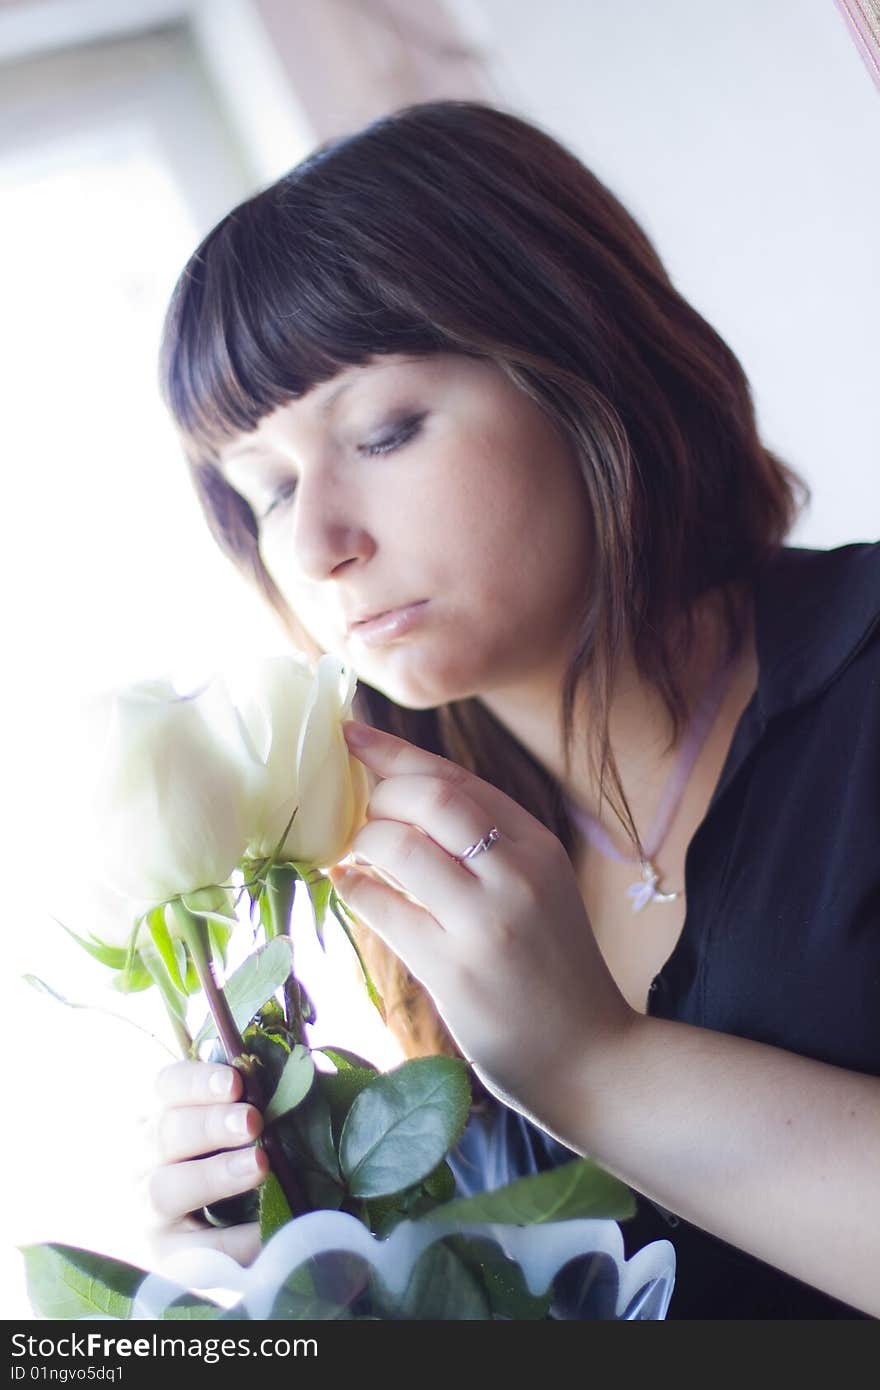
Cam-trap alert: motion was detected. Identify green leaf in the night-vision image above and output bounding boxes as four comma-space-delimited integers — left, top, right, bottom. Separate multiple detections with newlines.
269, 1260, 357, 1320
421, 1156, 636, 1226
301, 1171, 346, 1211
374, 1239, 491, 1320
21, 1243, 146, 1320
259, 1171, 293, 1244
278, 1078, 341, 1183
446, 1235, 552, 1319
218, 1303, 250, 1321
193, 937, 294, 1048
162, 1295, 226, 1320
321, 1067, 378, 1148
339, 1057, 471, 1200
364, 1180, 440, 1238
422, 1159, 456, 1204
22, 974, 176, 1055
22, 975, 87, 1009
265, 1045, 315, 1124
327, 889, 385, 1017
318, 1046, 378, 1074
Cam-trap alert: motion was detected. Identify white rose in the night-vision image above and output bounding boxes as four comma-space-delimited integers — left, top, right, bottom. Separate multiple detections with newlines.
235, 653, 369, 870
68, 674, 258, 910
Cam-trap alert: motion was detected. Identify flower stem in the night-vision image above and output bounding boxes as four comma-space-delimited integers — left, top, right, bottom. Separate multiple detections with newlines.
264, 864, 308, 1045
168, 899, 308, 1218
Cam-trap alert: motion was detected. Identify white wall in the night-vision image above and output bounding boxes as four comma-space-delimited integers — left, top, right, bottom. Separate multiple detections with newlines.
450, 0, 880, 547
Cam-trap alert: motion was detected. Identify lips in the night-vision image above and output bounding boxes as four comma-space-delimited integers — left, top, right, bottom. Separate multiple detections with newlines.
348, 600, 430, 646
348, 602, 419, 632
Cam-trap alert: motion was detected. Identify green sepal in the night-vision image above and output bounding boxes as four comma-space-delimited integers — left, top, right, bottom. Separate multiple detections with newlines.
327, 888, 385, 1018
148, 904, 188, 995
295, 869, 333, 949
207, 918, 234, 971
121, 915, 146, 992
181, 884, 238, 924
109, 960, 154, 993
55, 920, 133, 971
140, 947, 188, 1029
260, 864, 300, 941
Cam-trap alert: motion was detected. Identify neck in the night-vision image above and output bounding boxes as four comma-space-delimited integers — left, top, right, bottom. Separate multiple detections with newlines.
476, 591, 747, 828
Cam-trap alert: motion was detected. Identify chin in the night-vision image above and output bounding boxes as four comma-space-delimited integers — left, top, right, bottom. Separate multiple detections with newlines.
357, 664, 484, 713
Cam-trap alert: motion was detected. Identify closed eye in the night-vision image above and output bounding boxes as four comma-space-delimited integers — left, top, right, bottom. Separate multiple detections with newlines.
358, 413, 425, 458
260, 412, 426, 521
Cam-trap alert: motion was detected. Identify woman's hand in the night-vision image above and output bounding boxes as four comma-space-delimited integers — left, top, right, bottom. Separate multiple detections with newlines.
138, 1060, 269, 1267
328, 721, 635, 1131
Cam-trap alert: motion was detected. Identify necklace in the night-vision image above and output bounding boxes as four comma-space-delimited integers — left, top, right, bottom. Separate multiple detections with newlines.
567, 643, 741, 913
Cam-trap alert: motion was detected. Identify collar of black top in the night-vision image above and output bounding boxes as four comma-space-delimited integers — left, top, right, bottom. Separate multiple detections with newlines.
752, 540, 880, 722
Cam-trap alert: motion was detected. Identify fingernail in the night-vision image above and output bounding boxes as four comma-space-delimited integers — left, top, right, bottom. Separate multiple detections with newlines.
209, 1068, 235, 1097
225, 1107, 252, 1137
343, 720, 375, 746
229, 1146, 259, 1177
333, 866, 359, 891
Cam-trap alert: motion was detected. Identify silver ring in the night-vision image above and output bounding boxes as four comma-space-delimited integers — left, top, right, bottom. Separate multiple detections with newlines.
456, 825, 502, 863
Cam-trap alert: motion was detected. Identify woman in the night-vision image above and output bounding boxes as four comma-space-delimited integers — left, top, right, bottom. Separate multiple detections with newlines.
144, 100, 880, 1318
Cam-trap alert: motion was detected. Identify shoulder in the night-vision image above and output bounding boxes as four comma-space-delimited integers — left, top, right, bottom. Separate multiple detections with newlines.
752, 540, 880, 722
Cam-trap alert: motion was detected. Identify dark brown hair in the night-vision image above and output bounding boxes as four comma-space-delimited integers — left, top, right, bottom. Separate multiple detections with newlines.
159, 99, 807, 1060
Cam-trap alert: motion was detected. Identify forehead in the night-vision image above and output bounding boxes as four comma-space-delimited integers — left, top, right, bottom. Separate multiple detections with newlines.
218, 352, 434, 465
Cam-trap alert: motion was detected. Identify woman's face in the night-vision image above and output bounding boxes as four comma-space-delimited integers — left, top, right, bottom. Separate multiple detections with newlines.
219, 352, 594, 709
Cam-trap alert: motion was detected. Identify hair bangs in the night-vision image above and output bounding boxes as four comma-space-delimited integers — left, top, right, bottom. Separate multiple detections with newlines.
158, 174, 448, 461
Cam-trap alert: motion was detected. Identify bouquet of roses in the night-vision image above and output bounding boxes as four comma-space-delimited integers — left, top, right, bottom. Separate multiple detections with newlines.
21, 653, 674, 1321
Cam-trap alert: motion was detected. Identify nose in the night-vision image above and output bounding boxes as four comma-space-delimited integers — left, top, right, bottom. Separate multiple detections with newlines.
288, 467, 376, 583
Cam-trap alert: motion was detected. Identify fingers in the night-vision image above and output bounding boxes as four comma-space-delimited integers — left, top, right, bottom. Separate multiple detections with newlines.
149, 1219, 262, 1268
342, 721, 543, 841
147, 1143, 268, 1227
146, 1100, 263, 1167
347, 815, 482, 926
328, 862, 455, 988
139, 1062, 262, 1171
154, 1060, 242, 1109
365, 772, 518, 857
140, 1061, 268, 1253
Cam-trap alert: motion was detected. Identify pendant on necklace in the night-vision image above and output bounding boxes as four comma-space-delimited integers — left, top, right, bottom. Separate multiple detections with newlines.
626, 860, 679, 913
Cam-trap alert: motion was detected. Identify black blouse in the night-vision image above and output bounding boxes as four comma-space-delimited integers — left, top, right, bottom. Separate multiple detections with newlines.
451, 540, 880, 1319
